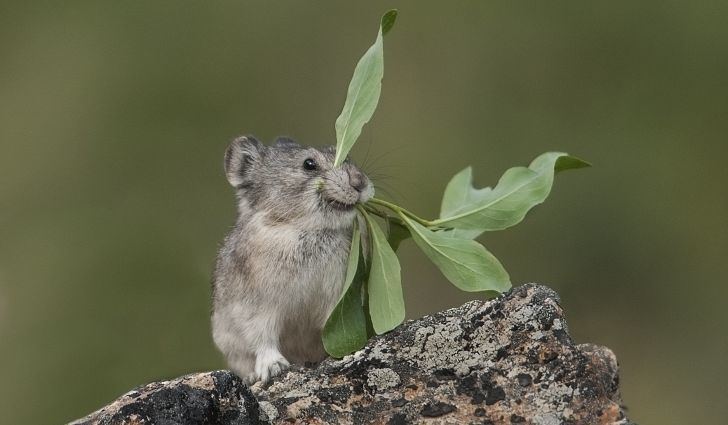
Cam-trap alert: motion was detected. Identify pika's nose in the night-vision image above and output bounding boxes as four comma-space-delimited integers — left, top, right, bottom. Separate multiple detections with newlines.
348, 168, 367, 192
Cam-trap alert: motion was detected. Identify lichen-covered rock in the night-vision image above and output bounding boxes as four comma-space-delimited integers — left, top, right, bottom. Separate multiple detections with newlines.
69, 371, 261, 425
71, 284, 634, 425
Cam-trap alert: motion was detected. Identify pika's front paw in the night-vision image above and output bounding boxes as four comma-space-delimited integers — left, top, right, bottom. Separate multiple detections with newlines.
254, 349, 290, 383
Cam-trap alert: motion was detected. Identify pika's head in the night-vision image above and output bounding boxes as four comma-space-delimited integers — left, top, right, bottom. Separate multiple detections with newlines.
224, 135, 374, 229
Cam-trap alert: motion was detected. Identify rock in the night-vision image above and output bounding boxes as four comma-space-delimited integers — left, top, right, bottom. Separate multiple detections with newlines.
71, 284, 635, 424
69, 370, 261, 425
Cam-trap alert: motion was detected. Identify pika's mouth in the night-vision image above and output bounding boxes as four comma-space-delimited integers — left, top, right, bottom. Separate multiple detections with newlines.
326, 199, 357, 211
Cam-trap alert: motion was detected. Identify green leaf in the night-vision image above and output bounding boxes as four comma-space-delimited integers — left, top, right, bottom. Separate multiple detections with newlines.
362, 281, 376, 338
436, 152, 590, 236
440, 167, 486, 218
322, 273, 367, 357
342, 221, 361, 292
554, 154, 592, 172
364, 212, 405, 334
386, 217, 410, 252
400, 214, 511, 293
333, 10, 398, 167
438, 167, 489, 239
322, 224, 368, 357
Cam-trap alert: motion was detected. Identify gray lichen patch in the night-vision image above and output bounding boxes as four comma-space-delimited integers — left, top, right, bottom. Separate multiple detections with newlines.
367, 368, 401, 392
368, 340, 394, 363
257, 401, 278, 421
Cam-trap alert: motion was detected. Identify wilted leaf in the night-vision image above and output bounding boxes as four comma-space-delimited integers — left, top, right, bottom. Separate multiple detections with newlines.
400, 214, 510, 293
334, 10, 398, 166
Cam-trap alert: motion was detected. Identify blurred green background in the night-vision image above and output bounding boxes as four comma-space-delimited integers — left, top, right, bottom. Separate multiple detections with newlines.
1, 1, 726, 423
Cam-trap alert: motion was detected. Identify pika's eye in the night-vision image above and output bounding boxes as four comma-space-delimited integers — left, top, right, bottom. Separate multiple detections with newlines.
303, 158, 317, 171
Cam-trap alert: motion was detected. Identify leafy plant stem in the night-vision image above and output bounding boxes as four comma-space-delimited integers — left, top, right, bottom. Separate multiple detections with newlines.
361, 204, 406, 225
367, 197, 433, 227
355, 204, 369, 217
357, 205, 374, 227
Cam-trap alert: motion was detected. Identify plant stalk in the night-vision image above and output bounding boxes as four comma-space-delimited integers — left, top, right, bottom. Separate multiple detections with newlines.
366, 197, 433, 227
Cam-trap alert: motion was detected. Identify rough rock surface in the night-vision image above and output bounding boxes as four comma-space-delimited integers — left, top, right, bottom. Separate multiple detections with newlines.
71, 284, 634, 424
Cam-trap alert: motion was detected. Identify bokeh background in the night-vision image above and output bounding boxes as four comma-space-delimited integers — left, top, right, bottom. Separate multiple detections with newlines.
1, 1, 726, 423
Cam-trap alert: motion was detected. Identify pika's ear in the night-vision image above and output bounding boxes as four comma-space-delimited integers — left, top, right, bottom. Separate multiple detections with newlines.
274, 136, 300, 149
224, 135, 264, 187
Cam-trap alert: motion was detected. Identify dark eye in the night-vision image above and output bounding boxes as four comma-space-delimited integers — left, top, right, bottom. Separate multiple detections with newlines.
303, 158, 317, 171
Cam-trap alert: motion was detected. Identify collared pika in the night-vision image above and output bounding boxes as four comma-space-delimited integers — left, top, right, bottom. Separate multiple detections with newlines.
211, 135, 373, 383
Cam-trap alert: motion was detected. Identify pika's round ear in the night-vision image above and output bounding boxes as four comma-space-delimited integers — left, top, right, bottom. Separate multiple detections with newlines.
224, 135, 264, 187
274, 136, 300, 149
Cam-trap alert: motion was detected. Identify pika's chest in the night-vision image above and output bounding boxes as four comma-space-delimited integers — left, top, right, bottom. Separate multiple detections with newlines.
249, 225, 351, 326
252, 225, 350, 267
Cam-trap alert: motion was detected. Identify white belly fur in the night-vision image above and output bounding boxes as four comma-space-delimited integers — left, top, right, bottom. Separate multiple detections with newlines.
212, 215, 350, 381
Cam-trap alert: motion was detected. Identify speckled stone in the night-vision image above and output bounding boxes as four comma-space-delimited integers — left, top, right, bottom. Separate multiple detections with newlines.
69, 370, 261, 425
70, 284, 635, 425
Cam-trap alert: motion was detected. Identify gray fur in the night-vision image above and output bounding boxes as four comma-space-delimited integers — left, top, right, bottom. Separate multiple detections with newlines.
212, 135, 374, 383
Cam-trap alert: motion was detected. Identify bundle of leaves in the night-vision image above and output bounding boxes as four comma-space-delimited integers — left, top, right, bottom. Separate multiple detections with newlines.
322, 10, 589, 357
